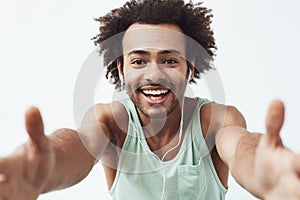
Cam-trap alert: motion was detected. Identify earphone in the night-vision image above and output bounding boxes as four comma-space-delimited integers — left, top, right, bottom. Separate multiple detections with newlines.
120, 74, 125, 90
131, 96, 186, 200
188, 69, 193, 82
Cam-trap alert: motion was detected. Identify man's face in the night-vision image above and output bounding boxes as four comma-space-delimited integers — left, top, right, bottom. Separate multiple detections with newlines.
120, 23, 190, 120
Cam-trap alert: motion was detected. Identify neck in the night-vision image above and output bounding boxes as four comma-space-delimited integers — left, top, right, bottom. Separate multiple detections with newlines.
135, 101, 184, 157
140, 103, 182, 139
136, 97, 197, 160
144, 114, 182, 139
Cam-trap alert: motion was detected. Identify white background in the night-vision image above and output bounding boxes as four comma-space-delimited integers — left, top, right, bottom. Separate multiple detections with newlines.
0, 0, 300, 199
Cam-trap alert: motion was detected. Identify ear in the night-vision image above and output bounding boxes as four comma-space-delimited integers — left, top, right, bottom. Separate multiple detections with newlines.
117, 58, 123, 78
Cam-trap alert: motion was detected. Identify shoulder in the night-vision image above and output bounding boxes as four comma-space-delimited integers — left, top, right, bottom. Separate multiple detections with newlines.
82, 101, 129, 141
201, 102, 246, 131
199, 102, 247, 187
200, 102, 247, 146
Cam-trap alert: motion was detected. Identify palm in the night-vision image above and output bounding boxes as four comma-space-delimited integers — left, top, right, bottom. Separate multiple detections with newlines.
0, 107, 55, 200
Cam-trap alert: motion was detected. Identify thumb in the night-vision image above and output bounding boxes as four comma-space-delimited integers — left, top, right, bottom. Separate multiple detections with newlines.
265, 99, 285, 147
292, 154, 300, 177
25, 106, 45, 143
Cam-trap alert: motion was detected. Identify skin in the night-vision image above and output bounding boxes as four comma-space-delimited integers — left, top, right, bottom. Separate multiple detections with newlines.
120, 24, 190, 138
0, 23, 300, 200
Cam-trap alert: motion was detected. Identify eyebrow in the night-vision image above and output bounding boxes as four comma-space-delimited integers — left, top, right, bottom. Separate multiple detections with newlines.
127, 49, 183, 57
127, 50, 149, 57
160, 49, 182, 56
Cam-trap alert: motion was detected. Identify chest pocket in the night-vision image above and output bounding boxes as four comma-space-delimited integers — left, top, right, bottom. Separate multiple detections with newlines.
177, 158, 207, 200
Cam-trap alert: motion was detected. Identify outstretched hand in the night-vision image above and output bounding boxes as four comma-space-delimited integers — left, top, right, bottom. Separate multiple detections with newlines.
0, 107, 55, 200
255, 100, 300, 200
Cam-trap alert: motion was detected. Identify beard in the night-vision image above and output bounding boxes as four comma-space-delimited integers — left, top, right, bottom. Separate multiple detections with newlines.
126, 79, 187, 120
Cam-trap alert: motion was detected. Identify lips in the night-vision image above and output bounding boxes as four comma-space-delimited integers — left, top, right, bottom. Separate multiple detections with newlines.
139, 86, 171, 104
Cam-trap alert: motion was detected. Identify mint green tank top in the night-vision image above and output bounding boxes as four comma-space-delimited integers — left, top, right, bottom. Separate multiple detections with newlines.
108, 97, 227, 200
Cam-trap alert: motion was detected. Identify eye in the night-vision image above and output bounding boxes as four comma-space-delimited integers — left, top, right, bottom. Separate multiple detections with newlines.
163, 59, 178, 65
131, 59, 146, 66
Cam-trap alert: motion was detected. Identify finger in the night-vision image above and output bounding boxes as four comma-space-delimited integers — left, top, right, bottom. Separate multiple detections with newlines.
25, 107, 45, 143
0, 178, 12, 198
0, 156, 12, 173
0, 174, 7, 183
265, 99, 285, 146
292, 154, 300, 177
0, 161, 10, 195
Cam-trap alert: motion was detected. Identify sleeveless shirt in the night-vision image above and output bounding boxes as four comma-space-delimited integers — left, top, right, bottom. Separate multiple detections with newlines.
108, 97, 227, 200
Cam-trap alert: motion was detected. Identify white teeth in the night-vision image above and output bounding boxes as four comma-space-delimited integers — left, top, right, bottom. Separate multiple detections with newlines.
149, 96, 162, 100
142, 89, 168, 95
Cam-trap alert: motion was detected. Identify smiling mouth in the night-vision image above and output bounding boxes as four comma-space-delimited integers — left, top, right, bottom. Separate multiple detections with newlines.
139, 87, 171, 103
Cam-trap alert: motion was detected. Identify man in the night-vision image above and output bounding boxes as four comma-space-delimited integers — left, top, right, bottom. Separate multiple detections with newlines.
0, 0, 300, 199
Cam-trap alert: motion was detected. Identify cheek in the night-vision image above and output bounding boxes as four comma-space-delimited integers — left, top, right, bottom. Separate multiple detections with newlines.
124, 69, 142, 84
123, 70, 143, 94
166, 69, 188, 82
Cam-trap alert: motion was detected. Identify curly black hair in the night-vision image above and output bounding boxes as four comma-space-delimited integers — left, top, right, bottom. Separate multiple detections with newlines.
92, 0, 216, 89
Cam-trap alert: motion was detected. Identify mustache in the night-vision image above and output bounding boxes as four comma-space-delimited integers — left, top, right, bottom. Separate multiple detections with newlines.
133, 80, 175, 91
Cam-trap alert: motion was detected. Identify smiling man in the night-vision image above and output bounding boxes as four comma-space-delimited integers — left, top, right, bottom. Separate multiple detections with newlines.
1, 0, 300, 200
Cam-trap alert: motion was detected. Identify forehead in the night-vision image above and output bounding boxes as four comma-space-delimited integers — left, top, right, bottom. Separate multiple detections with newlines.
122, 23, 186, 56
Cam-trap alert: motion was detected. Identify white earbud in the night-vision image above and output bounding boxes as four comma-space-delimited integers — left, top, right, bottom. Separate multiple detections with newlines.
120, 75, 125, 90
188, 70, 193, 82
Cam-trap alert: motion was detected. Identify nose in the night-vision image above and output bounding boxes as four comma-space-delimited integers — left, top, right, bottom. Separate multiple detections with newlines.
143, 62, 166, 83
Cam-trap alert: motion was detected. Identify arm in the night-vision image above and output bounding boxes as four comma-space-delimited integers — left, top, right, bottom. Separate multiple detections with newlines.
42, 128, 96, 192
215, 100, 300, 199
215, 118, 263, 197
0, 105, 111, 199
